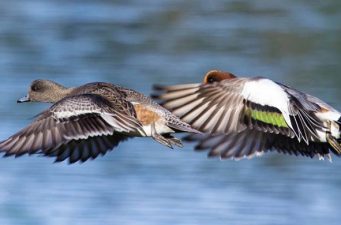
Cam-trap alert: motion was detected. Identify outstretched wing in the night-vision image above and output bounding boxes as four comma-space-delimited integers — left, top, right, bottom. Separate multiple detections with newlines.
46, 134, 130, 163
0, 94, 144, 163
154, 78, 326, 144
185, 130, 332, 160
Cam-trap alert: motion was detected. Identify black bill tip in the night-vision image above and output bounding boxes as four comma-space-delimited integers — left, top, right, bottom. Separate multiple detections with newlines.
17, 95, 30, 103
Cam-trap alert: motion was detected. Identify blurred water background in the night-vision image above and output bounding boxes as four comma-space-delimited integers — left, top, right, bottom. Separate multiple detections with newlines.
0, 0, 341, 225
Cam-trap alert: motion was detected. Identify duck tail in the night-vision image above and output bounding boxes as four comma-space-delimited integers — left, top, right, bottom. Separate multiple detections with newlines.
167, 121, 202, 134
327, 135, 341, 155
166, 116, 202, 134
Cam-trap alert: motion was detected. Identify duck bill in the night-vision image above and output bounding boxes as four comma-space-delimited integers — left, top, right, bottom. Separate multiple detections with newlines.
17, 95, 30, 103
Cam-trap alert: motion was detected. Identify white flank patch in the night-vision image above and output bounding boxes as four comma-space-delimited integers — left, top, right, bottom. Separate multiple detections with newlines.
331, 122, 340, 139
241, 79, 292, 127
316, 130, 327, 142
315, 110, 341, 139
315, 111, 341, 121
141, 125, 152, 136
155, 122, 174, 134
141, 122, 174, 137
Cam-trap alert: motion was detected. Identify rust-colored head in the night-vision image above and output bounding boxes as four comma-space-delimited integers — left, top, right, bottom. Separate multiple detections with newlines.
203, 70, 236, 84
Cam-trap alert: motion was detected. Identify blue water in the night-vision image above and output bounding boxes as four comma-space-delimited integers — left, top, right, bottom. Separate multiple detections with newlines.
1, 1, 341, 224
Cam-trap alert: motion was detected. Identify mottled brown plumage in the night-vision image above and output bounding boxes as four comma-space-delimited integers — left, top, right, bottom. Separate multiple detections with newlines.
1, 80, 199, 163
134, 104, 161, 126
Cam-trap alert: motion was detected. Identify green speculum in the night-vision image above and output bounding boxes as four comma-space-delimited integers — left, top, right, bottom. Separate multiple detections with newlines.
250, 109, 288, 128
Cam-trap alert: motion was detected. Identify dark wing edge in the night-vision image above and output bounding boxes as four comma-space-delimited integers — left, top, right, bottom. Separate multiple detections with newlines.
47, 134, 130, 164
184, 130, 333, 160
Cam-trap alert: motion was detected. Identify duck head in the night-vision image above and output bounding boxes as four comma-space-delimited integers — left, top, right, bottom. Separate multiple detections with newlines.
203, 70, 236, 84
17, 79, 72, 103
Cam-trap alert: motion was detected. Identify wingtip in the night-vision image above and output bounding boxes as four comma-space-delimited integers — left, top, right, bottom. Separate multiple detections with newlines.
194, 143, 208, 152
150, 93, 161, 100
194, 130, 204, 135
151, 84, 166, 100
183, 134, 198, 142
153, 84, 165, 91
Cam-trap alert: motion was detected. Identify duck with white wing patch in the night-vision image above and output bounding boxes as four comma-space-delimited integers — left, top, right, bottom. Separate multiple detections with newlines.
153, 70, 341, 160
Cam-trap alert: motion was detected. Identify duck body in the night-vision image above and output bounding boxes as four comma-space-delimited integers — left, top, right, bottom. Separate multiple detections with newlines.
240, 76, 341, 142
70, 82, 195, 137
0, 80, 199, 163
154, 70, 341, 160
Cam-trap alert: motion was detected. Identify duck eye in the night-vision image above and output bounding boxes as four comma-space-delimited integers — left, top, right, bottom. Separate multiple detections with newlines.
31, 84, 40, 92
207, 77, 217, 83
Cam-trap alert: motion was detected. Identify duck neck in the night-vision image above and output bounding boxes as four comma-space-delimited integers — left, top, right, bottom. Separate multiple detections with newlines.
49, 87, 76, 103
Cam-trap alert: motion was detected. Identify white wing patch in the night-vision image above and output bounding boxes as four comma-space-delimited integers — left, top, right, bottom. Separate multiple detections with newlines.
53, 109, 102, 119
241, 78, 292, 128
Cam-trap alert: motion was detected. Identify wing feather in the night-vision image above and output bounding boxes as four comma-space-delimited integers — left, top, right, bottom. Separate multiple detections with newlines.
154, 79, 325, 143
153, 77, 333, 159
185, 130, 331, 160
0, 94, 141, 162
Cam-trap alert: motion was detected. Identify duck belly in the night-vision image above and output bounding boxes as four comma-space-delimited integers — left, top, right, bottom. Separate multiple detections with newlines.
141, 123, 174, 137
133, 103, 174, 137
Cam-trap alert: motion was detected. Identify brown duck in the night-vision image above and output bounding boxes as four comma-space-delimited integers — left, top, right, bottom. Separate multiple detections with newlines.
0, 80, 200, 163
